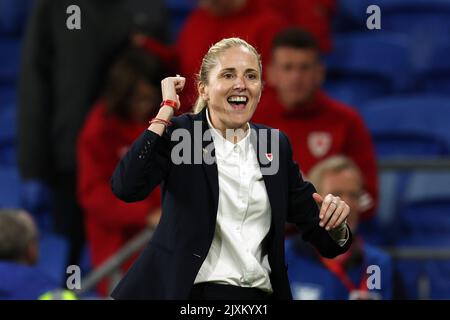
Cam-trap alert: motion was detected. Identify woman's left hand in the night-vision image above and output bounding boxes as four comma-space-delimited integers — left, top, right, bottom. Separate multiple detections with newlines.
312, 193, 350, 231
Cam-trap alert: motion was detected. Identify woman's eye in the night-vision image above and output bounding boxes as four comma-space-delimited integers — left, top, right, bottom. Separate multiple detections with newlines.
223, 73, 234, 79
247, 73, 257, 80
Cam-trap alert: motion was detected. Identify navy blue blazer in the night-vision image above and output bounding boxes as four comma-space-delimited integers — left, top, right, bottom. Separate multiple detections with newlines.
110, 107, 352, 300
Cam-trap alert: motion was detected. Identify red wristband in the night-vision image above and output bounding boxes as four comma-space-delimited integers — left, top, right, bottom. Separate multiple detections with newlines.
160, 99, 178, 110
149, 117, 172, 126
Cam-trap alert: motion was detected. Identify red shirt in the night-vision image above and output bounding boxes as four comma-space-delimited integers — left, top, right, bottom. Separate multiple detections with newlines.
77, 101, 161, 296
175, 0, 288, 112
267, 0, 336, 52
254, 88, 378, 219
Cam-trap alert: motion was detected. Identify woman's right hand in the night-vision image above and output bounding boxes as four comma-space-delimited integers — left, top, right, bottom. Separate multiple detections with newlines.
161, 76, 186, 110
149, 76, 186, 135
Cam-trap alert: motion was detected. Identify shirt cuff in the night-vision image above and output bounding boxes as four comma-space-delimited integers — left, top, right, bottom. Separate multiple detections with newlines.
328, 224, 349, 247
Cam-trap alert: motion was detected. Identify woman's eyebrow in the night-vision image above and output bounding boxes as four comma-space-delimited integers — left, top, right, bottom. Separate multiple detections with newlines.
220, 67, 236, 73
220, 67, 258, 73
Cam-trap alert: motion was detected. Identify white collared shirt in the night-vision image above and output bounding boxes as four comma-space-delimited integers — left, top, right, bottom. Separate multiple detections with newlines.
194, 110, 273, 293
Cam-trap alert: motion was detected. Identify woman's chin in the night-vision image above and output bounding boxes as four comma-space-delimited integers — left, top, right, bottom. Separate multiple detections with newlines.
229, 114, 251, 127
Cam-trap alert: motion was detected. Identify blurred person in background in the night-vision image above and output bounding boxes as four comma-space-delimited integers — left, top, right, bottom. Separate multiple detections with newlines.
0, 209, 60, 299
267, 0, 337, 52
77, 47, 165, 297
18, 0, 169, 270
134, 0, 288, 113
253, 27, 378, 220
175, 0, 287, 111
285, 156, 394, 300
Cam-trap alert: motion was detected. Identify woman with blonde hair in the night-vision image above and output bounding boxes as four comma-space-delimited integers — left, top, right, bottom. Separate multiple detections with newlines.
110, 38, 352, 300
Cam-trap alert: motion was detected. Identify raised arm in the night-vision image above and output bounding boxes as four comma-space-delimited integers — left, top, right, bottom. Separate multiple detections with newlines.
111, 76, 185, 202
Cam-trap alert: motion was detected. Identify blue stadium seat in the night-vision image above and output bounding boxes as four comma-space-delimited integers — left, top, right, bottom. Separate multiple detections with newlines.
398, 171, 450, 243
165, 0, 197, 41
0, 103, 16, 166
324, 77, 390, 110
332, 0, 366, 32
20, 180, 53, 233
0, 38, 21, 84
361, 95, 450, 158
20, 180, 50, 214
0, 103, 16, 143
359, 171, 404, 246
425, 260, 450, 299
379, 0, 450, 37
325, 33, 411, 94
335, 0, 450, 35
334, 1, 450, 94
392, 170, 450, 299
0, 0, 33, 36
0, 85, 16, 108
36, 232, 69, 285
0, 144, 15, 166
416, 42, 450, 94
0, 165, 21, 208
394, 239, 450, 299
393, 258, 426, 299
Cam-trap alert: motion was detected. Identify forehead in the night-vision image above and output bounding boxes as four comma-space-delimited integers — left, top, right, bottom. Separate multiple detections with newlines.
214, 46, 259, 71
321, 169, 362, 190
272, 47, 319, 63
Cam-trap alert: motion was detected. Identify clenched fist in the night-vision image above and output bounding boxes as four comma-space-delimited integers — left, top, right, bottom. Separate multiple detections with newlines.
161, 75, 186, 110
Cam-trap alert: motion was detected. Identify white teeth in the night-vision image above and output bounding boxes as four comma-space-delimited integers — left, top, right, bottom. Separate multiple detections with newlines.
227, 96, 248, 103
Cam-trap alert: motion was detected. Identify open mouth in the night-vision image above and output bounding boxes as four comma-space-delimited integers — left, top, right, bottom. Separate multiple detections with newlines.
227, 95, 248, 110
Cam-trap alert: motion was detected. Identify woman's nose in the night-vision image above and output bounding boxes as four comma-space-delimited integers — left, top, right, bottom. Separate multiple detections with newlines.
233, 75, 246, 90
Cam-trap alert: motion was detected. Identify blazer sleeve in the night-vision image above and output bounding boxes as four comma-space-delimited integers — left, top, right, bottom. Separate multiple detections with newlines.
111, 128, 171, 203
283, 133, 352, 258
78, 125, 160, 229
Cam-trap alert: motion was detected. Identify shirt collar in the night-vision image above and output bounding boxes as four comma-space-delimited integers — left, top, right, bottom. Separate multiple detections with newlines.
205, 108, 251, 158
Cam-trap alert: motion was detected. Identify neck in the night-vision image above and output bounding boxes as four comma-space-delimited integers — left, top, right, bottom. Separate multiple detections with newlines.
217, 123, 249, 144
207, 109, 249, 144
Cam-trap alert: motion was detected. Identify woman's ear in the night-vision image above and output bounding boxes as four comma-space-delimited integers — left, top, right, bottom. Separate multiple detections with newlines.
198, 82, 209, 101
259, 80, 265, 101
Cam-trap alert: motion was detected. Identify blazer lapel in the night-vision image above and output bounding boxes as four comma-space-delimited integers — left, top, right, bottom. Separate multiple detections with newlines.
196, 109, 219, 213
250, 123, 282, 223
